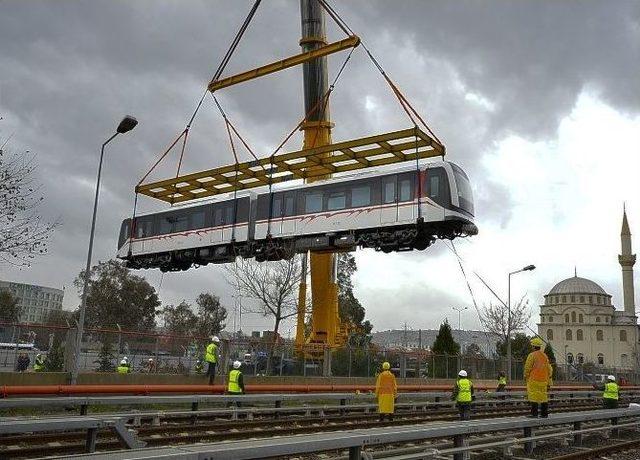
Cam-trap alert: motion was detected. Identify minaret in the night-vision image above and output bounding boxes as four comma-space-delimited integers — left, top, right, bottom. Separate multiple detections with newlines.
619, 208, 636, 316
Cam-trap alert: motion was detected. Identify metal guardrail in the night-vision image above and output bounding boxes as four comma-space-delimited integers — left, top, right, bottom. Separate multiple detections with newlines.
0, 389, 623, 415
59, 407, 640, 460
0, 416, 145, 453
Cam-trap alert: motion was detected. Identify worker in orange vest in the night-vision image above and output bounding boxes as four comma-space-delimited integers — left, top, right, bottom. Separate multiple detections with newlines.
524, 337, 553, 418
375, 361, 397, 421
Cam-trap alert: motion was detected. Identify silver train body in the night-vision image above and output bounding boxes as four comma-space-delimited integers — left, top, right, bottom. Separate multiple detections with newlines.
116, 161, 478, 271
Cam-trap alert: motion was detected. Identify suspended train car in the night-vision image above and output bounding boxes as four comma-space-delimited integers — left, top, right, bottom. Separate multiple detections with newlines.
117, 160, 477, 271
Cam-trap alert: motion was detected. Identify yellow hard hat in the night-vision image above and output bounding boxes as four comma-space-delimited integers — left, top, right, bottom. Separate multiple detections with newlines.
382, 362, 391, 370
530, 337, 544, 347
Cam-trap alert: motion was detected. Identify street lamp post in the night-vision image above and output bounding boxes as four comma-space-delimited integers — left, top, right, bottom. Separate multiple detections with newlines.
452, 306, 468, 332
507, 264, 536, 381
70, 116, 138, 385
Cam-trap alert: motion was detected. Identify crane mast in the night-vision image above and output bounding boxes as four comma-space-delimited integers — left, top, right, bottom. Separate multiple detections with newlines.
297, 0, 342, 356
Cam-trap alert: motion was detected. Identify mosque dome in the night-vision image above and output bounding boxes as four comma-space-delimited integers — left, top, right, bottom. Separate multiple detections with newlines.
548, 276, 608, 295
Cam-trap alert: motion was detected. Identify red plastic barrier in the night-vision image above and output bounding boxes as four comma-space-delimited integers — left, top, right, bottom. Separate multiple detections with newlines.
2, 383, 635, 398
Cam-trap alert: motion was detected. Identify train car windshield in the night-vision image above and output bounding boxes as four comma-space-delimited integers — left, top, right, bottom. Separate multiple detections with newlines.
451, 164, 474, 215
118, 220, 130, 249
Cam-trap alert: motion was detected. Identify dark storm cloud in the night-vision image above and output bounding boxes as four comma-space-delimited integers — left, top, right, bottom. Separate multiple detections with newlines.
0, 1, 637, 326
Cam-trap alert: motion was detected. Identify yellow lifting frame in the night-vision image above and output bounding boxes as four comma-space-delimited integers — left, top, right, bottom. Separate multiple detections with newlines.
135, 127, 444, 204
208, 35, 360, 92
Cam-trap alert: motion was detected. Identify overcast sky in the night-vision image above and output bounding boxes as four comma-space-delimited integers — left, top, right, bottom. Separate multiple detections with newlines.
1, 0, 639, 336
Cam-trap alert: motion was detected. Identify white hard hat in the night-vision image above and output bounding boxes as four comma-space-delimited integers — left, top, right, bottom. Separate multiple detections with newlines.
458, 370, 468, 377
148, 358, 153, 362
123, 356, 129, 361
233, 360, 241, 369
607, 375, 616, 381
120, 359, 127, 365
211, 336, 220, 343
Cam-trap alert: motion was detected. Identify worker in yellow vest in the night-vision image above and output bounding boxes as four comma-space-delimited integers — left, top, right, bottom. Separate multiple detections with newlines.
496, 371, 507, 392
595, 375, 619, 409
375, 361, 397, 421
33, 353, 45, 372
524, 337, 553, 418
227, 360, 245, 407
452, 370, 474, 420
117, 358, 130, 374
205, 336, 220, 385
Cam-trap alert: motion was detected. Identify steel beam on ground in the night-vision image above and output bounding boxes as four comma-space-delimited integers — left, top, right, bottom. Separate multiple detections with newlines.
135, 127, 443, 203
208, 36, 360, 92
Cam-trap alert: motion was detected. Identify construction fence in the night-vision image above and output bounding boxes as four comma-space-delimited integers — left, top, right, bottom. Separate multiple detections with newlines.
1, 322, 637, 383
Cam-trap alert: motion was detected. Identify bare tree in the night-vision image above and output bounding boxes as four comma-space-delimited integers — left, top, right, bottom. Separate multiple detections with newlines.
225, 256, 305, 374
479, 295, 531, 354
0, 147, 58, 266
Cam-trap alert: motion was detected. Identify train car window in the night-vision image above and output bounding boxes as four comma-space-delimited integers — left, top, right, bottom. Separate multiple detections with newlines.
237, 198, 250, 222
135, 218, 154, 238
305, 192, 323, 213
327, 191, 346, 211
383, 178, 396, 204
225, 205, 234, 224
174, 215, 189, 232
272, 197, 282, 218
351, 185, 371, 207
451, 163, 474, 215
428, 175, 440, 199
158, 216, 173, 235
284, 193, 296, 216
399, 178, 412, 202
214, 207, 224, 226
192, 210, 206, 229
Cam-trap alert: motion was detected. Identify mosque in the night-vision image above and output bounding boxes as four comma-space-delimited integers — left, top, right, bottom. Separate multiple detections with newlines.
538, 211, 638, 370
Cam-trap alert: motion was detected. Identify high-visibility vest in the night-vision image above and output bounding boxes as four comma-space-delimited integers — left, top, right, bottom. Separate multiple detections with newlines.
117, 365, 129, 374
228, 369, 242, 393
205, 343, 218, 363
33, 357, 45, 372
529, 350, 550, 382
498, 376, 507, 386
603, 382, 619, 400
456, 378, 472, 403
195, 362, 204, 374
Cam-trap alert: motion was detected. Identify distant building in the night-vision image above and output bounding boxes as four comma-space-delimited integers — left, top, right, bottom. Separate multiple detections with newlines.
538, 210, 638, 369
0, 280, 64, 324
372, 329, 500, 357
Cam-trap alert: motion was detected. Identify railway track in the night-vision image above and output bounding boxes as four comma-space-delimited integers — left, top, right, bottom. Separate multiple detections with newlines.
0, 400, 613, 459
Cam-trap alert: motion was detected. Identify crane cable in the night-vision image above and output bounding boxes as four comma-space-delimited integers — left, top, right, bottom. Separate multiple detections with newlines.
128, 0, 262, 258
318, 0, 442, 146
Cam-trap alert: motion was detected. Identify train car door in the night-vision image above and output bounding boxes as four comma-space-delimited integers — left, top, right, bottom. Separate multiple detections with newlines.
380, 176, 398, 225
222, 204, 235, 241
280, 191, 296, 235
396, 173, 415, 223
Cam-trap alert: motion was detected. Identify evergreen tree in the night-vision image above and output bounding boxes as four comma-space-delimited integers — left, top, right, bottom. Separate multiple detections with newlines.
431, 320, 460, 355
544, 343, 556, 363
94, 340, 116, 372
431, 320, 460, 378
496, 333, 531, 360
337, 253, 372, 345
44, 337, 65, 372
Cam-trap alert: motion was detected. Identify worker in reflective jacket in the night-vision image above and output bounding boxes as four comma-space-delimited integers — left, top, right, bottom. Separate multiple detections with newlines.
524, 337, 553, 418
117, 359, 130, 374
595, 375, 619, 409
227, 360, 245, 407
496, 371, 507, 392
205, 336, 220, 385
33, 353, 45, 372
452, 370, 474, 420
375, 361, 397, 421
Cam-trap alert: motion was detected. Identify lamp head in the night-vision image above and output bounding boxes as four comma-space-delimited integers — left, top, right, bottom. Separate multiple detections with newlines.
523, 265, 536, 271
117, 115, 138, 134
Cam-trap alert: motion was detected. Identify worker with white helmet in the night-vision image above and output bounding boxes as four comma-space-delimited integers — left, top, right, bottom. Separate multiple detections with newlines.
204, 336, 220, 385
451, 369, 474, 420
594, 375, 619, 409
227, 360, 245, 407
117, 358, 130, 374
